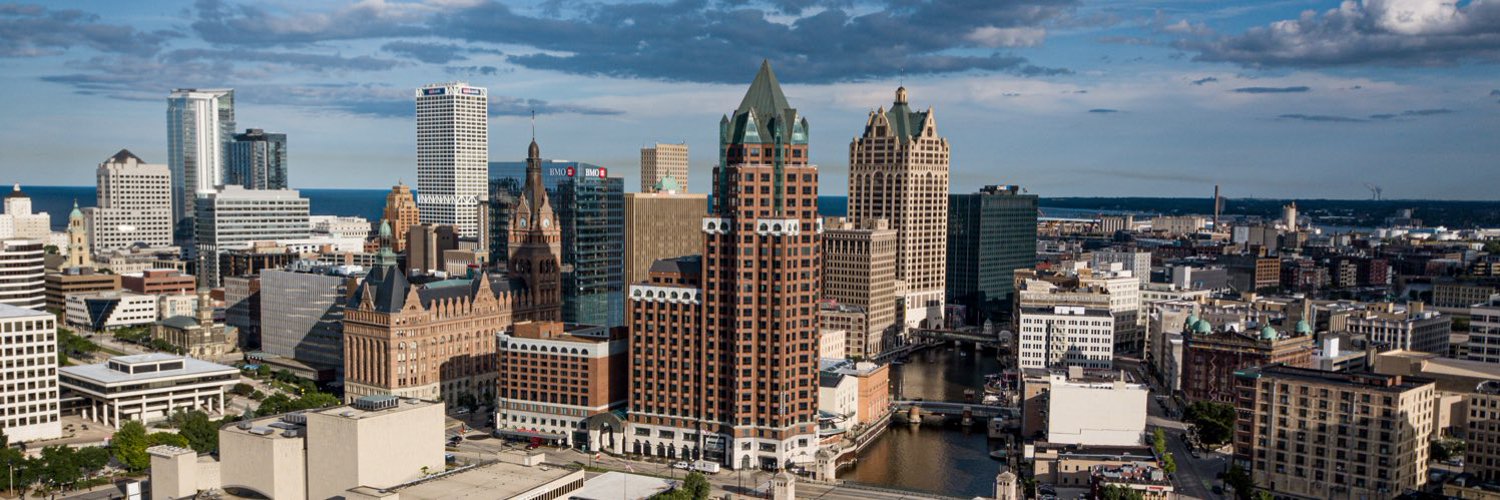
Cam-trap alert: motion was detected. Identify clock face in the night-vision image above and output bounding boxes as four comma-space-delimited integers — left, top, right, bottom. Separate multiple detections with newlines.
519, 217, 528, 228
541, 218, 551, 228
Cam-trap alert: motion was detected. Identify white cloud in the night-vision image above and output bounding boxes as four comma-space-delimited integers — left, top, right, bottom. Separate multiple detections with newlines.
965, 26, 1048, 48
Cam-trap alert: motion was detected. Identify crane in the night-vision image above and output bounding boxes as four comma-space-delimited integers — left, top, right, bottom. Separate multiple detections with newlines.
1363, 183, 1383, 201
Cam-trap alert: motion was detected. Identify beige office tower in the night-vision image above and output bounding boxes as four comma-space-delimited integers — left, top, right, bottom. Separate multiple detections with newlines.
640, 143, 689, 193
623, 190, 706, 284
848, 86, 949, 329
822, 217, 898, 358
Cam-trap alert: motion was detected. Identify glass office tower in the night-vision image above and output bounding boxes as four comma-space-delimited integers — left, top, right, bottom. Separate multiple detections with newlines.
947, 185, 1039, 326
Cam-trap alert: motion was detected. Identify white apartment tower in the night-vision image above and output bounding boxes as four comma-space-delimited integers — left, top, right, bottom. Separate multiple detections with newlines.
415, 82, 488, 237
0, 185, 50, 240
0, 303, 61, 441
848, 86, 950, 328
167, 88, 235, 228
87, 150, 174, 253
0, 239, 45, 310
640, 143, 689, 192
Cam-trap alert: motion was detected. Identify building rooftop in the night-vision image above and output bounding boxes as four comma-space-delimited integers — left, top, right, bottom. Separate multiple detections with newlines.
569, 471, 672, 500
381, 461, 580, 500
1237, 363, 1434, 392
0, 302, 50, 319
60, 354, 236, 386
312, 396, 438, 421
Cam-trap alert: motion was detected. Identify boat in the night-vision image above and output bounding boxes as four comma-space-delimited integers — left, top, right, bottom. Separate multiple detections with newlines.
982, 395, 1001, 405
987, 418, 1007, 439
989, 449, 1009, 460
963, 389, 977, 401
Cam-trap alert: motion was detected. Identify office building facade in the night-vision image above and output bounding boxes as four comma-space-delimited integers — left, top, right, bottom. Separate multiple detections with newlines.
0, 239, 45, 310
947, 185, 1039, 326
822, 217, 898, 358
167, 88, 235, 230
87, 150, 173, 253
194, 185, 311, 286
0, 186, 49, 240
640, 143, 689, 192
415, 82, 488, 238
383, 182, 420, 253
227, 128, 288, 190
495, 322, 627, 450
623, 191, 707, 286
260, 267, 358, 375
0, 303, 61, 441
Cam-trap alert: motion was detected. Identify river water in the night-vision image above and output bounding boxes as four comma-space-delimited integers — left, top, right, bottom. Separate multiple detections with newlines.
840, 345, 1007, 498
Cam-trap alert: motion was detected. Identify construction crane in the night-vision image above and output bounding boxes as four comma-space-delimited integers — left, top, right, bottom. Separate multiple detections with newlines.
1363, 183, 1383, 201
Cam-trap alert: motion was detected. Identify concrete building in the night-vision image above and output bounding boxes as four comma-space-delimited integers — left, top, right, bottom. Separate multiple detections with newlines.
0, 303, 61, 442
219, 395, 445, 500
96, 246, 184, 276
1018, 305, 1116, 370
816, 302, 869, 360
44, 267, 120, 312
1090, 250, 1150, 286
406, 223, 458, 275
1045, 369, 1147, 446
0, 239, 45, 310
495, 322, 626, 451
1030, 445, 1159, 491
947, 185, 1039, 326
848, 86, 950, 329
415, 82, 488, 238
0, 185, 50, 240
382, 182, 420, 253
59, 353, 235, 428
195, 185, 311, 286
1344, 302, 1450, 355
226, 128, 287, 190
260, 265, 360, 376
223, 275, 260, 348
167, 88, 235, 230
1152, 215, 1205, 235
84, 150, 174, 254
1472, 298, 1500, 365
623, 189, 706, 285
1181, 318, 1315, 404
1016, 264, 1141, 367
310, 215, 371, 241
65, 291, 157, 331
627, 62, 820, 471
1018, 263, 1142, 355
121, 268, 195, 296
1435, 282, 1498, 309
640, 143, 689, 193
822, 217, 897, 357
816, 358, 892, 432
1233, 365, 1435, 499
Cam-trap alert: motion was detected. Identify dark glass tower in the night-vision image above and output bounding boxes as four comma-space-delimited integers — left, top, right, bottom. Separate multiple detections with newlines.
227, 128, 288, 190
947, 184, 1039, 326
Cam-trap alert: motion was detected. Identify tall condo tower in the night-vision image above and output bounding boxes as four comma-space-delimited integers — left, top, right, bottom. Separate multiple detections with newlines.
227, 129, 288, 190
415, 82, 488, 238
166, 88, 235, 232
847, 86, 950, 329
89, 150, 173, 253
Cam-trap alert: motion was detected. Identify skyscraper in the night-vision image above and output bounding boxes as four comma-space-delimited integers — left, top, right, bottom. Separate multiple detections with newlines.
194, 186, 310, 286
415, 82, 488, 238
167, 88, 235, 233
628, 61, 820, 470
947, 185, 1038, 325
227, 129, 288, 190
848, 86, 949, 329
640, 143, 689, 193
822, 217, 898, 358
86, 149, 173, 253
623, 188, 706, 285
382, 182, 420, 253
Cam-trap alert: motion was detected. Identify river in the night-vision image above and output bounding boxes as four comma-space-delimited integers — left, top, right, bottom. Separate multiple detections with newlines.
840, 345, 1007, 498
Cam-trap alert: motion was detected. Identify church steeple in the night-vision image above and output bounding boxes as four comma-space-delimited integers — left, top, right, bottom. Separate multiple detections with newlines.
66, 200, 91, 269
507, 138, 562, 321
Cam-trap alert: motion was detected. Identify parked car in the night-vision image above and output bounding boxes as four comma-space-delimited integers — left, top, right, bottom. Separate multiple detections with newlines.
672, 461, 691, 470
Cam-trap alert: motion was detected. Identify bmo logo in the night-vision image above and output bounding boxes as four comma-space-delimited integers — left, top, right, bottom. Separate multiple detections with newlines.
564, 166, 608, 178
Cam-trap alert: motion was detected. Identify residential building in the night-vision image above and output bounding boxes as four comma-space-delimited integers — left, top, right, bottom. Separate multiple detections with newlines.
342, 141, 562, 406
121, 268, 195, 296
86, 150, 174, 253
1181, 318, 1315, 404
1017, 263, 1142, 360
167, 88, 235, 231
59, 353, 235, 428
1233, 365, 1435, 499
415, 82, 488, 238
0, 239, 45, 310
1370, 349, 1500, 437
817, 302, 870, 360
1472, 298, 1500, 365
627, 62, 820, 471
44, 267, 120, 312
822, 217, 897, 357
495, 321, 627, 451
0, 303, 60, 441
1046, 369, 1148, 446
65, 291, 157, 331
849, 85, 950, 329
1091, 250, 1151, 286
1018, 305, 1116, 370
0, 185, 49, 240
623, 189, 706, 285
261, 265, 361, 376
640, 143, 689, 192
226, 128, 287, 190
194, 185, 311, 286
1435, 282, 1498, 309
490, 159, 625, 327
947, 184, 1039, 326
1343, 302, 1450, 354
1469, 381, 1500, 482
834, 360, 892, 428
383, 182, 420, 252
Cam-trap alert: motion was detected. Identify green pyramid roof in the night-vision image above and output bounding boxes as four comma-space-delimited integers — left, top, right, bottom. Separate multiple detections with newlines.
736, 60, 790, 121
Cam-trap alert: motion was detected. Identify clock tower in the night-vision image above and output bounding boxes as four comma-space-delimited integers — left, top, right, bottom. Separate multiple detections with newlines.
508, 139, 563, 320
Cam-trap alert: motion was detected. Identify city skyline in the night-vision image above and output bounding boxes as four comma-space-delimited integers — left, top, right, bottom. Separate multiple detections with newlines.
0, 1, 1496, 199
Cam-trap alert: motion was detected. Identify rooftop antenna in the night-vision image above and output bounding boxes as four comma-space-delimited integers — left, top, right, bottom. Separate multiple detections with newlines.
530, 109, 536, 140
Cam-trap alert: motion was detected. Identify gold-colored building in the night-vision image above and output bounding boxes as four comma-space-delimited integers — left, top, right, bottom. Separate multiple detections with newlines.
44, 268, 120, 313
821, 217, 897, 358
382, 182, 420, 253
639, 143, 688, 193
622, 190, 705, 285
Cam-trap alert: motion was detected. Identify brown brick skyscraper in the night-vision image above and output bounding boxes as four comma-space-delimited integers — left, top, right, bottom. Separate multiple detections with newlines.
628, 61, 821, 471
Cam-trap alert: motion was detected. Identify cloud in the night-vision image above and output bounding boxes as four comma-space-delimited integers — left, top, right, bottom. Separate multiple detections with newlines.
1491, 89, 1500, 96
1097, 36, 1155, 46
1191, 77, 1218, 85
1160, 19, 1213, 36
1182, 0, 1500, 67
1279, 108, 1455, 123
1088, 108, 1119, 113
190, 0, 1078, 83
1278, 113, 1365, 123
381, 41, 470, 64
0, 3, 178, 57
1233, 86, 1310, 94
1370, 108, 1454, 119
163, 48, 402, 71
445, 65, 502, 76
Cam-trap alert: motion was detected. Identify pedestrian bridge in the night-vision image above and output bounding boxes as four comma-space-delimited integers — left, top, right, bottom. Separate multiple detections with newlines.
892, 400, 1017, 419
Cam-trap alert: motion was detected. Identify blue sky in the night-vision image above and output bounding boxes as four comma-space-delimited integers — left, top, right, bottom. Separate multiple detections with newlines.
1, 0, 1497, 198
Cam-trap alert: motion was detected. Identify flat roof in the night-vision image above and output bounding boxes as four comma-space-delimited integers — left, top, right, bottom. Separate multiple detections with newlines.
392, 461, 580, 499
0, 303, 49, 320
569, 471, 672, 500
312, 397, 438, 420
59, 355, 237, 386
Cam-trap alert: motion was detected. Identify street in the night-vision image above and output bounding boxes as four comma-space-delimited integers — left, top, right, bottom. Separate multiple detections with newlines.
1148, 394, 1227, 500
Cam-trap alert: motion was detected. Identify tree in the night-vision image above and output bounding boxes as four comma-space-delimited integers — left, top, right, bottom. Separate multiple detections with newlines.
1152, 428, 1167, 455
1224, 464, 1255, 500
147, 432, 190, 449
1433, 438, 1467, 462
111, 421, 150, 472
75, 446, 110, 477
170, 410, 220, 453
1184, 401, 1236, 447
0, 446, 26, 492
231, 383, 254, 396
1100, 485, 1146, 500
38, 446, 81, 489
1161, 452, 1177, 474
682, 472, 711, 500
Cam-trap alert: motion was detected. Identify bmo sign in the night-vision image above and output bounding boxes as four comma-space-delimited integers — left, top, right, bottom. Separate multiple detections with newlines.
562, 165, 608, 179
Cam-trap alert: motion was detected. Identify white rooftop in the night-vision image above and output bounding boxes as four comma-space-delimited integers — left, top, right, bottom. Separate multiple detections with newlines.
59, 354, 237, 385
0, 303, 49, 320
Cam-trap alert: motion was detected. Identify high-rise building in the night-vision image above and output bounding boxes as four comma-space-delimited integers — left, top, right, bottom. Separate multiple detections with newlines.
490, 160, 624, 327
822, 217, 898, 358
640, 143, 689, 193
167, 88, 235, 232
0, 239, 45, 310
260, 266, 359, 376
87, 150, 173, 253
0, 185, 50, 240
0, 303, 61, 441
947, 185, 1038, 326
415, 82, 488, 238
628, 61, 820, 470
194, 185, 311, 286
1233, 365, 1434, 499
848, 86, 949, 329
623, 189, 707, 286
494, 321, 627, 450
382, 182, 420, 253
227, 129, 288, 190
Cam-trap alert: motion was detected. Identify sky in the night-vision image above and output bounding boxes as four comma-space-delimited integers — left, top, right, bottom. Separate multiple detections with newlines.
1, 0, 1497, 199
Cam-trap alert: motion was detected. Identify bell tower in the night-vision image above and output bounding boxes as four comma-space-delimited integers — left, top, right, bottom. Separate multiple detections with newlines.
507, 138, 562, 320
